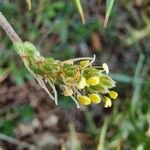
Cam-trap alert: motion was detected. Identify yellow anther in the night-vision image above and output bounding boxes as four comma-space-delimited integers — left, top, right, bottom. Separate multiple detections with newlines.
109, 91, 118, 99
77, 95, 91, 105
86, 76, 100, 86
102, 63, 109, 74
77, 77, 87, 89
80, 60, 90, 67
89, 93, 101, 104
63, 87, 73, 96
104, 97, 112, 108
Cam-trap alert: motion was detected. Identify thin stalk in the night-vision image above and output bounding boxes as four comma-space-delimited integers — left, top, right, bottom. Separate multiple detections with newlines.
0, 12, 22, 43
0, 133, 37, 150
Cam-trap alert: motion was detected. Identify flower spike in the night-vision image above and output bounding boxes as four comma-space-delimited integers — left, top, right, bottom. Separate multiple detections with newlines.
13, 41, 118, 108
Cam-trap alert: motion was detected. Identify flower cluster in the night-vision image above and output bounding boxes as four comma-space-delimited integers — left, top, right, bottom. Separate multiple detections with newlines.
14, 41, 118, 108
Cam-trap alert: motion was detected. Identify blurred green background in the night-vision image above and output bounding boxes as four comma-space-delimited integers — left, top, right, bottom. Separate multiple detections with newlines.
0, 0, 150, 150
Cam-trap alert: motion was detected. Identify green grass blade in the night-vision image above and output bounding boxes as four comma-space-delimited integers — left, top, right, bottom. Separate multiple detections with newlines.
104, 0, 115, 28
69, 123, 81, 150
74, 0, 85, 24
97, 117, 109, 150
131, 53, 145, 115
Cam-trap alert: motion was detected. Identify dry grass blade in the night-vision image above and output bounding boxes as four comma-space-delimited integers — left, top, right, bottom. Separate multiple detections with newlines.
60, 139, 66, 150
26, 0, 32, 10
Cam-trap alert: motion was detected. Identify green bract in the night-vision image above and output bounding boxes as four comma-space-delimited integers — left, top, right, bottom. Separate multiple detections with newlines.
23, 41, 38, 56
13, 42, 24, 54
99, 75, 116, 89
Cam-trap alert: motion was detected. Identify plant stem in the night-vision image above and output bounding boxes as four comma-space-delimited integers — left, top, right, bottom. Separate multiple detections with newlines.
0, 12, 22, 43
0, 133, 37, 150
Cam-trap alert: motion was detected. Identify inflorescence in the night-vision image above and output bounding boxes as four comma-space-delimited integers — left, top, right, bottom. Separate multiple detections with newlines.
14, 41, 118, 108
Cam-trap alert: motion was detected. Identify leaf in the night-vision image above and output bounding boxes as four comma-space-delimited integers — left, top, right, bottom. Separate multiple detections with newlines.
74, 0, 85, 24
104, 0, 115, 28
16, 104, 35, 122
53, 2, 65, 10
59, 96, 74, 109
1, 120, 15, 136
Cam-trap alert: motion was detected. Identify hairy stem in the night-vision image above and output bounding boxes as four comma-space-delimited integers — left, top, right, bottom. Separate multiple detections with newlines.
0, 12, 22, 43
0, 12, 56, 103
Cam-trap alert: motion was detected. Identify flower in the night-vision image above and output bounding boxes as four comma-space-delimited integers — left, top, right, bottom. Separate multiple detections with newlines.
109, 91, 118, 99
77, 95, 91, 105
89, 93, 101, 104
77, 77, 87, 89
104, 97, 112, 108
86, 76, 99, 86
102, 63, 109, 74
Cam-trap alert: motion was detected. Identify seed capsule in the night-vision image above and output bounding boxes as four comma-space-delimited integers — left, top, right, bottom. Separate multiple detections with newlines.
89, 93, 101, 104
